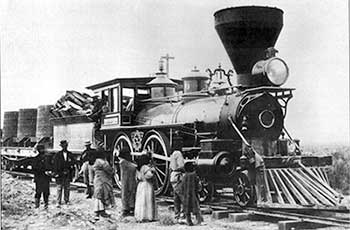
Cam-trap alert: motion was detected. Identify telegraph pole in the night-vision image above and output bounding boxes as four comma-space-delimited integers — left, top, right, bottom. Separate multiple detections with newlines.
161, 53, 175, 78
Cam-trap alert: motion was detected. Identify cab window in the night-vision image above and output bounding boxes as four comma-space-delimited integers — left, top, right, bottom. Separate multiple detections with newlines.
122, 88, 135, 112
101, 90, 110, 113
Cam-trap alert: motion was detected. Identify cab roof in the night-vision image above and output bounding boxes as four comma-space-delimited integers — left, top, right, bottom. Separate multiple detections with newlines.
86, 76, 182, 91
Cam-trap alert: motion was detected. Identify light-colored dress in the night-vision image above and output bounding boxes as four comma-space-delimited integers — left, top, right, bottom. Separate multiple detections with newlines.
134, 164, 158, 221
93, 158, 115, 211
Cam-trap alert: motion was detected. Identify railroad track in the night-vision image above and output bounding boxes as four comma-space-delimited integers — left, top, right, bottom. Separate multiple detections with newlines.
157, 195, 350, 229
4, 170, 349, 229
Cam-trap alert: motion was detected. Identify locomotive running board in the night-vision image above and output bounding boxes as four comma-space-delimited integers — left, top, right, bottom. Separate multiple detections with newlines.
257, 163, 345, 210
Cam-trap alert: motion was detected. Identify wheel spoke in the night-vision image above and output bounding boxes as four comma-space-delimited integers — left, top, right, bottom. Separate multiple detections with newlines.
113, 135, 133, 190
142, 133, 170, 196
152, 153, 170, 161
151, 141, 155, 152
233, 173, 253, 206
155, 167, 166, 177
154, 170, 162, 184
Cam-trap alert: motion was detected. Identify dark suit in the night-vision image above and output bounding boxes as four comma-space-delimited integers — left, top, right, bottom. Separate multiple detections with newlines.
32, 154, 51, 203
53, 150, 76, 204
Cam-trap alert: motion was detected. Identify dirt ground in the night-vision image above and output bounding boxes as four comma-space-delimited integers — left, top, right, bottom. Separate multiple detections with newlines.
1, 172, 348, 230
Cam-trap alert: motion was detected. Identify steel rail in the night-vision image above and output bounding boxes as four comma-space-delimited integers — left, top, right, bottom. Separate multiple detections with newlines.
157, 194, 350, 227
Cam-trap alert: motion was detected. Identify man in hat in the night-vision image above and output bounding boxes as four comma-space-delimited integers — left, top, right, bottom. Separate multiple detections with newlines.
31, 144, 52, 209
16, 144, 52, 209
53, 140, 76, 207
79, 140, 96, 198
118, 147, 137, 217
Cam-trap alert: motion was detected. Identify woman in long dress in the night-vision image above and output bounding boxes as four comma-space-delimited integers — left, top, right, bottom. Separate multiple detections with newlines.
93, 150, 115, 220
134, 154, 158, 222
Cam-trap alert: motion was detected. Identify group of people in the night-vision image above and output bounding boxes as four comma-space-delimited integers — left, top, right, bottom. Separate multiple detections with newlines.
29, 138, 202, 226
29, 140, 79, 209
29, 140, 76, 209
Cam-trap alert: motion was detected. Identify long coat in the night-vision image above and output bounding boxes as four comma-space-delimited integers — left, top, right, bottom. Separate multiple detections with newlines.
32, 154, 51, 194
120, 159, 137, 211
93, 158, 115, 207
53, 150, 76, 183
181, 172, 200, 214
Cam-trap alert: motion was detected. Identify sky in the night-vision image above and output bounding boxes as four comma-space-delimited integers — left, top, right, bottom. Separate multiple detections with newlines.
1, 0, 349, 145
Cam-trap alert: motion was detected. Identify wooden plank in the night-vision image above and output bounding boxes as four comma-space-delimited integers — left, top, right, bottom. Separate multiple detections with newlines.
314, 167, 326, 182
313, 167, 327, 184
317, 167, 328, 184
263, 169, 273, 203
212, 210, 234, 219
299, 163, 340, 196
278, 169, 308, 205
228, 213, 251, 222
311, 167, 323, 181
291, 169, 334, 206
272, 169, 297, 205
322, 168, 330, 184
267, 169, 284, 204
278, 220, 304, 230
297, 169, 338, 205
285, 169, 319, 205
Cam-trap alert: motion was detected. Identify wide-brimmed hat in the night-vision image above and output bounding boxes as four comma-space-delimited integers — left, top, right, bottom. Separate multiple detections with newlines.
118, 147, 131, 161
60, 140, 68, 146
84, 140, 92, 146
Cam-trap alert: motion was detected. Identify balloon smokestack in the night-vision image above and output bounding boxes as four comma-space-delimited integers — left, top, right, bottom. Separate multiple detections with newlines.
214, 6, 283, 85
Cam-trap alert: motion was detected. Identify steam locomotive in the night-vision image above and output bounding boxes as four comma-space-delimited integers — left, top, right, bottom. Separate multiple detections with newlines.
1, 6, 344, 210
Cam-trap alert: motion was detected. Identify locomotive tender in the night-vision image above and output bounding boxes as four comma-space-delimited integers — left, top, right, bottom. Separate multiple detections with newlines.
1, 6, 344, 209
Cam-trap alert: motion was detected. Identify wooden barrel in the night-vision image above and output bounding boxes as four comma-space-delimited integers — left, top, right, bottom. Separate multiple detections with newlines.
2, 111, 19, 139
36, 105, 54, 139
17, 108, 37, 139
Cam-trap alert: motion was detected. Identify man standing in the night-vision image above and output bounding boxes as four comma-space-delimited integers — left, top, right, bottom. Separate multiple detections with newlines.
118, 147, 137, 217
170, 137, 185, 223
80, 140, 96, 198
32, 144, 52, 209
53, 140, 76, 207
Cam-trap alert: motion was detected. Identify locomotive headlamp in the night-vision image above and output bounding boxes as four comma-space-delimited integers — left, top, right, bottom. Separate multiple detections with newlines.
252, 57, 289, 86
266, 58, 289, 85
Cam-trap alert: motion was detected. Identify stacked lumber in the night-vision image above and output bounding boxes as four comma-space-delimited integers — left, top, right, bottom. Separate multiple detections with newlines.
50, 90, 100, 118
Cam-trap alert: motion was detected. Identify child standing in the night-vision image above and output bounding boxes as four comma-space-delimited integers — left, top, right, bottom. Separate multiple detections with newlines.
134, 154, 158, 222
181, 161, 202, 226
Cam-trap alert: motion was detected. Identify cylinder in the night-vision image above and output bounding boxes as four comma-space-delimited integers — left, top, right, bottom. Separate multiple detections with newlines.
36, 105, 54, 139
17, 108, 37, 139
2, 111, 19, 139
